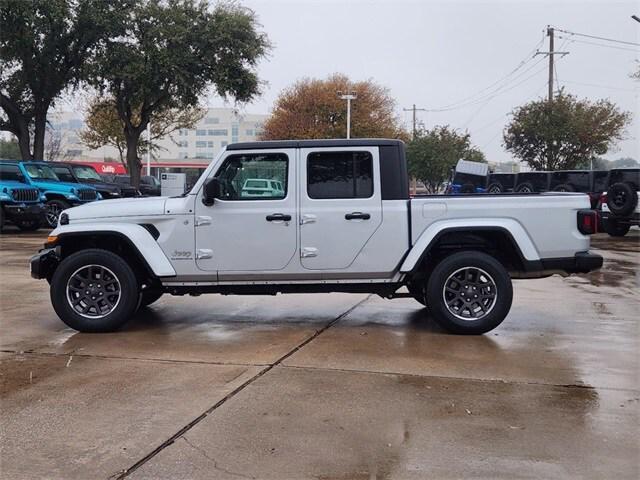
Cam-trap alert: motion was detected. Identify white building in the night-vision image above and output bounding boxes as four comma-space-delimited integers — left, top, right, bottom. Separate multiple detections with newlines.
47, 107, 268, 164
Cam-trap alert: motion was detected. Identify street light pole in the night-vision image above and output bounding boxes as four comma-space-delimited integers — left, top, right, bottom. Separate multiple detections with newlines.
338, 91, 357, 139
146, 120, 151, 176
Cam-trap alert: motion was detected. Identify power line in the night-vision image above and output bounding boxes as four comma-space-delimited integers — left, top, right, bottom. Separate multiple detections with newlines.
557, 35, 640, 53
560, 79, 638, 92
552, 27, 640, 47
424, 36, 545, 112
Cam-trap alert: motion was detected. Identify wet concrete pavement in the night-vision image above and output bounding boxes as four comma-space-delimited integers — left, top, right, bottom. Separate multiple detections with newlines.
0, 228, 638, 479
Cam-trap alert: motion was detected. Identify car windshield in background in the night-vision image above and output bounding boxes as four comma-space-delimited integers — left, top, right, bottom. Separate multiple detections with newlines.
0, 164, 27, 183
141, 176, 160, 187
24, 164, 59, 181
72, 166, 103, 181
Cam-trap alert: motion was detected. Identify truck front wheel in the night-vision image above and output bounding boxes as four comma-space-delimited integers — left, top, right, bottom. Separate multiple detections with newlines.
426, 251, 512, 335
50, 249, 139, 332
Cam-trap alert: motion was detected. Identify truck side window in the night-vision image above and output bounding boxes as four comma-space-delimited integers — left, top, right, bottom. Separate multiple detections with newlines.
307, 151, 373, 199
215, 153, 288, 200
52, 167, 75, 183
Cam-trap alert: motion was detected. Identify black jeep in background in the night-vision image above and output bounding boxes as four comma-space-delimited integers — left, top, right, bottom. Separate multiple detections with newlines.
50, 163, 139, 199
549, 170, 609, 208
599, 168, 639, 237
513, 172, 551, 193
486, 173, 517, 193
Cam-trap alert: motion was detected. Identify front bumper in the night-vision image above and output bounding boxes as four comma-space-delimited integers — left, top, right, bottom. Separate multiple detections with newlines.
3, 202, 47, 221
30, 247, 60, 280
540, 252, 604, 274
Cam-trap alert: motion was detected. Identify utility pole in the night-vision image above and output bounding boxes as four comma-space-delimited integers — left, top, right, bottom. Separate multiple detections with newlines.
338, 91, 357, 139
146, 120, 151, 176
535, 26, 569, 102
403, 104, 427, 139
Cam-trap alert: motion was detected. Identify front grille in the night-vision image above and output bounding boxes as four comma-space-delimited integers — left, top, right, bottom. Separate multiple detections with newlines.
11, 188, 39, 202
78, 189, 98, 201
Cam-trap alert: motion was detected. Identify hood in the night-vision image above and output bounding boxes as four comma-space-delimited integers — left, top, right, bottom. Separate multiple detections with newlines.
83, 180, 120, 193
65, 196, 167, 220
31, 179, 96, 192
1, 180, 35, 190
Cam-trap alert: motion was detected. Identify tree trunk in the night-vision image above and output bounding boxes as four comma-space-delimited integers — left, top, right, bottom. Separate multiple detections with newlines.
0, 94, 33, 160
32, 105, 48, 161
126, 133, 142, 187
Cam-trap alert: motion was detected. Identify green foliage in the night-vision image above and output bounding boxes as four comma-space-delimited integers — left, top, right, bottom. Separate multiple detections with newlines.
407, 126, 486, 193
0, 0, 132, 160
503, 92, 631, 171
89, 0, 270, 185
0, 138, 20, 159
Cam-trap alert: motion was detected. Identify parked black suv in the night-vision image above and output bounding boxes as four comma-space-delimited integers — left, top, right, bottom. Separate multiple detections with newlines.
50, 163, 138, 199
106, 175, 161, 196
599, 168, 639, 237
514, 172, 551, 193
549, 170, 609, 208
486, 173, 517, 193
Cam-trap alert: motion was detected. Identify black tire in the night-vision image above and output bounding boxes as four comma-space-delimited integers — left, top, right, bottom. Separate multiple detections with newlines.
602, 218, 630, 237
0, 207, 4, 232
515, 182, 534, 193
15, 219, 41, 231
426, 251, 513, 335
487, 183, 503, 194
607, 182, 637, 216
50, 249, 139, 332
553, 183, 575, 192
45, 199, 70, 228
139, 289, 163, 307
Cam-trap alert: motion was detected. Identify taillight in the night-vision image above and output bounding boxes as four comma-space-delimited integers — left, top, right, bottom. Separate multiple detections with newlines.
577, 210, 598, 235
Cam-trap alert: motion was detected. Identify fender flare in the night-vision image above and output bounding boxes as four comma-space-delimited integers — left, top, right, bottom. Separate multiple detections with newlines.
399, 219, 541, 273
50, 223, 176, 277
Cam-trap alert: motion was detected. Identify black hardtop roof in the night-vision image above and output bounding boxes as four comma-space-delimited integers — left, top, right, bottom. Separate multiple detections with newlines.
226, 138, 404, 151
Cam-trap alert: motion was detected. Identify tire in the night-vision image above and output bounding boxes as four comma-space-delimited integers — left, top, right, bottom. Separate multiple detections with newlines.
487, 183, 503, 194
50, 249, 139, 332
426, 251, 513, 335
15, 219, 41, 231
45, 199, 70, 228
553, 183, 575, 192
0, 207, 4, 232
515, 182, 534, 193
602, 218, 630, 237
607, 182, 637, 216
139, 289, 163, 307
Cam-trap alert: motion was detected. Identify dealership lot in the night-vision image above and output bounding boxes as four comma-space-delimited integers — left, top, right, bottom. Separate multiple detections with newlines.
0, 229, 638, 479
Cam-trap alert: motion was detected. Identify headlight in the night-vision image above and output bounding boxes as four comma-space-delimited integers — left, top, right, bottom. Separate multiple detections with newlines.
40, 194, 47, 201
97, 192, 103, 200
70, 188, 77, 195
0, 192, 11, 200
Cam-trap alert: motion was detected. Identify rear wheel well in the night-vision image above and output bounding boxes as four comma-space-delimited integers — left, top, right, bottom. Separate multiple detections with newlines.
411, 229, 526, 280
56, 233, 158, 288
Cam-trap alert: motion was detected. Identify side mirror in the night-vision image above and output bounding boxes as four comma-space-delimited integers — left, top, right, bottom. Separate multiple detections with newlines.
202, 177, 221, 206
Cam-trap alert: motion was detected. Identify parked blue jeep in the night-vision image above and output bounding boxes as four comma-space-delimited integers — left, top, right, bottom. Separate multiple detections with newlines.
0, 162, 48, 231
11, 161, 101, 228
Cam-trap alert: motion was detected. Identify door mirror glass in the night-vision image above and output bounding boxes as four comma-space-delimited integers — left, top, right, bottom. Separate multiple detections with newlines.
202, 177, 221, 206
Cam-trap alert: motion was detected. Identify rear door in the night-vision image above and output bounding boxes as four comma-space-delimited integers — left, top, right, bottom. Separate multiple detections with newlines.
299, 147, 382, 270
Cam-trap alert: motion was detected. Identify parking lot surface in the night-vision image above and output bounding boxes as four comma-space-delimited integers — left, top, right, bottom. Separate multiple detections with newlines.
1, 228, 638, 479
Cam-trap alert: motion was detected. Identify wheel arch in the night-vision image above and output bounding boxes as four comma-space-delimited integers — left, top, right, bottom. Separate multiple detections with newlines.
50, 224, 176, 280
400, 221, 541, 275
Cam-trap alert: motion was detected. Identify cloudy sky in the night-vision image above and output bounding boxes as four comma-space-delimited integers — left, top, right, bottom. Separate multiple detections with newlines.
214, 0, 639, 164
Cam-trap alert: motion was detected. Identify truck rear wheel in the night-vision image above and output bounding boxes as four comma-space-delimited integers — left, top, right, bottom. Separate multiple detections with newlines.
50, 249, 139, 332
426, 251, 512, 335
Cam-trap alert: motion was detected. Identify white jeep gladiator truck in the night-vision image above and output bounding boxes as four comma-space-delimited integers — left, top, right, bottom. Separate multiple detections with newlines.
30, 139, 603, 335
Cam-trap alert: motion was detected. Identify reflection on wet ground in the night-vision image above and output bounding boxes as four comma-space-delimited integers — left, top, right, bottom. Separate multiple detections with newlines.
1, 228, 638, 479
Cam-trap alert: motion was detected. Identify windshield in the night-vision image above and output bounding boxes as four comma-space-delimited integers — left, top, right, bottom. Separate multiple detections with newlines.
24, 164, 59, 181
0, 164, 27, 183
72, 166, 102, 181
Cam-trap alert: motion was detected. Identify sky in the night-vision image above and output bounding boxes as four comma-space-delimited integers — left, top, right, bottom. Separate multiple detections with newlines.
209, 0, 639, 164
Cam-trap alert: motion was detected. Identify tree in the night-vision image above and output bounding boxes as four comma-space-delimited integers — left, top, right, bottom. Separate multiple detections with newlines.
0, 138, 20, 159
503, 92, 630, 171
260, 74, 408, 141
89, 0, 269, 186
407, 126, 486, 193
0, 0, 131, 160
79, 96, 204, 169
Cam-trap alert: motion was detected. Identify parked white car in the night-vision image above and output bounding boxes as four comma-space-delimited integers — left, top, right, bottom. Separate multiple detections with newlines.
241, 178, 285, 198
31, 139, 602, 335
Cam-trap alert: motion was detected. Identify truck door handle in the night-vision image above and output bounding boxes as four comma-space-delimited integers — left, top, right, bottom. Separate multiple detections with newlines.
345, 212, 371, 220
266, 213, 291, 222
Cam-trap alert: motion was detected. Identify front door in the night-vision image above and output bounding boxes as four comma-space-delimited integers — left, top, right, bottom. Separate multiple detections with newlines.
195, 149, 297, 273
299, 147, 382, 270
